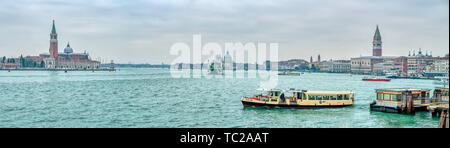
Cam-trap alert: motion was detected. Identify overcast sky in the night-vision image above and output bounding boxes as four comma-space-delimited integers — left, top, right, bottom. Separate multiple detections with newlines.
0, 0, 448, 64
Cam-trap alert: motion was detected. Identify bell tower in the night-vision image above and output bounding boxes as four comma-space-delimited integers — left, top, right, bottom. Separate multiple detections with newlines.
50, 20, 58, 59
372, 25, 382, 57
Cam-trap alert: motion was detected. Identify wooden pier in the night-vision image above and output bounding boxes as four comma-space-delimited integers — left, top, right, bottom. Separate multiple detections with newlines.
416, 102, 449, 128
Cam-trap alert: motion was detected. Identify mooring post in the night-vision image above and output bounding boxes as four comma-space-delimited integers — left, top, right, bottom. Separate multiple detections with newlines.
401, 92, 408, 114
436, 90, 442, 103
408, 91, 415, 115
402, 91, 414, 115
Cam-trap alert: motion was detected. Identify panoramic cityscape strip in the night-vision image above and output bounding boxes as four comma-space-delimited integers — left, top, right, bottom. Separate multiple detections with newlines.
1, 22, 447, 80
0, 0, 448, 138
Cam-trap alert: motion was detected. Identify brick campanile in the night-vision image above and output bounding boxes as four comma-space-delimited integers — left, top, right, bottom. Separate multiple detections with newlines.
50, 20, 58, 59
372, 25, 382, 57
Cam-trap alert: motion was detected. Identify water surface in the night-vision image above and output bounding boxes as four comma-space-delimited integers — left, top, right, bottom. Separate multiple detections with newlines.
0, 68, 441, 128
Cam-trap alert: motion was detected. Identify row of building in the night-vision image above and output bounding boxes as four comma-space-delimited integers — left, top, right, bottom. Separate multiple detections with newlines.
314, 52, 449, 76
1, 20, 101, 70
280, 25, 449, 77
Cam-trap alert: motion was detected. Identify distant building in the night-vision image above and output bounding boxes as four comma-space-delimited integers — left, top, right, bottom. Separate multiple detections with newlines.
39, 20, 100, 70
432, 58, 449, 73
223, 51, 233, 70
319, 60, 351, 73
1, 57, 21, 69
278, 59, 309, 70
406, 49, 447, 76
351, 56, 384, 74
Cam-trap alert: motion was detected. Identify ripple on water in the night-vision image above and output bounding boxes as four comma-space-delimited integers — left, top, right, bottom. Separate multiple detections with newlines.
0, 69, 441, 128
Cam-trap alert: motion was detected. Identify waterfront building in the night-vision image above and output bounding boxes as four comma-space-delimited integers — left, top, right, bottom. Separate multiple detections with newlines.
373, 25, 382, 57
350, 56, 384, 74
426, 58, 449, 74
319, 60, 351, 73
279, 59, 309, 70
39, 20, 100, 70
1, 57, 21, 69
406, 49, 447, 76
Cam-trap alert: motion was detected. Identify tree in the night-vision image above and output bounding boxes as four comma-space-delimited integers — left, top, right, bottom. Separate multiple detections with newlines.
20, 55, 25, 67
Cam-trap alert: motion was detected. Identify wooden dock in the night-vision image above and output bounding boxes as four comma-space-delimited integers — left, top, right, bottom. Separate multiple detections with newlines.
416, 102, 449, 128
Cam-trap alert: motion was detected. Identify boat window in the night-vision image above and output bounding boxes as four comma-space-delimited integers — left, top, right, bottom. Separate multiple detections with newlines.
412, 94, 419, 100
377, 93, 382, 100
309, 95, 315, 100
296, 93, 302, 99
302, 93, 307, 100
331, 95, 337, 100
382, 94, 389, 101
344, 95, 349, 100
323, 96, 329, 100
337, 95, 343, 100
316, 95, 323, 101
392, 94, 399, 101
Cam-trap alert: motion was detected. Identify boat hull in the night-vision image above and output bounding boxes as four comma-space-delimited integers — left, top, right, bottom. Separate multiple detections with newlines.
369, 102, 428, 113
363, 79, 391, 82
242, 100, 352, 109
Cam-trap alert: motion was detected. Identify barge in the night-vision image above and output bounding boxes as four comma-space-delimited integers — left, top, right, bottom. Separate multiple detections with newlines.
370, 88, 431, 114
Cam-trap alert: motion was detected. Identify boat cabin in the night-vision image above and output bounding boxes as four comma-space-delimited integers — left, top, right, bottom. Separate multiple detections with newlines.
374, 88, 430, 108
434, 87, 449, 102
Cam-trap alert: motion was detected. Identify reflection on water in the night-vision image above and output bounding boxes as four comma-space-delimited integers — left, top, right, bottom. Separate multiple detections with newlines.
0, 68, 441, 128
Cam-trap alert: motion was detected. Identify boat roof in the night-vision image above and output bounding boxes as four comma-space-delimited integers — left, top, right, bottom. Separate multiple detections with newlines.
257, 89, 352, 94
376, 88, 430, 92
304, 91, 353, 95
256, 88, 283, 92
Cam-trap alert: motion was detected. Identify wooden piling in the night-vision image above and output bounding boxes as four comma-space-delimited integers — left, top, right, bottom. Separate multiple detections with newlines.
401, 91, 415, 115
432, 89, 442, 103
438, 110, 448, 128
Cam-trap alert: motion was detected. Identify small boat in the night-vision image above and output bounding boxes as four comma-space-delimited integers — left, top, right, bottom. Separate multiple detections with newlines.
241, 89, 354, 109
278, 71, 301, 76
362, 76, 391, 82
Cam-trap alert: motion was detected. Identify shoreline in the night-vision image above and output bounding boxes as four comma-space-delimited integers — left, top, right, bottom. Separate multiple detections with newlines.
0, 68, 115, 72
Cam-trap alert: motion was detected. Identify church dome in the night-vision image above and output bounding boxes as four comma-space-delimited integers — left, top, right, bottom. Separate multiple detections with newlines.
64, 43, 73, 53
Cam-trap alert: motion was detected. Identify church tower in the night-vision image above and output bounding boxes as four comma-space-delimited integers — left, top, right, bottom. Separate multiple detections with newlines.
50, 20, 58, 59
372, 25, 382, 57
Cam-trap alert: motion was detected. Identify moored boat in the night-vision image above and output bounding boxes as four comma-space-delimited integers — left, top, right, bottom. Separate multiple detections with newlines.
362, 76, 391, 82
370, 88, 430, 114
278, 71, 301, 76
241, 89, 354, 109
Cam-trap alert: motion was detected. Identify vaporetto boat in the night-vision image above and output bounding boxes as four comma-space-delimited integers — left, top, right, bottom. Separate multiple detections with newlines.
241, 89, 354, 109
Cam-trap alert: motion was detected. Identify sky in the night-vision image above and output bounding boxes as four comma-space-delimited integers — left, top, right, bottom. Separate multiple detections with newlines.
0, 0, 448, 64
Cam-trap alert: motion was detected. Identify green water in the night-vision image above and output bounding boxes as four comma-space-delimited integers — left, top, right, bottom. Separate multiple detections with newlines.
0, 68, 441, 128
